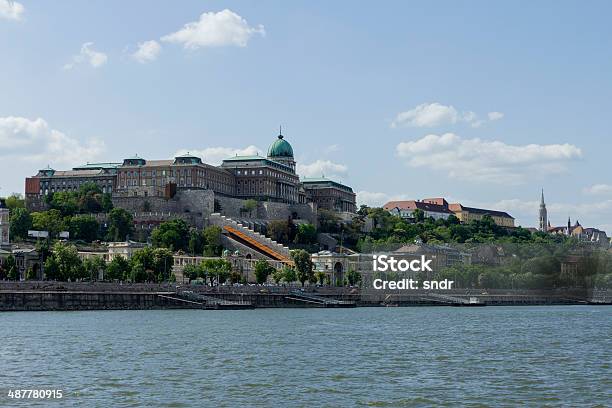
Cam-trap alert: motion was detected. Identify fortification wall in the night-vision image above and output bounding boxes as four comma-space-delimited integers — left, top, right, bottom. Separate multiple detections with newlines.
215, 195, 317, 223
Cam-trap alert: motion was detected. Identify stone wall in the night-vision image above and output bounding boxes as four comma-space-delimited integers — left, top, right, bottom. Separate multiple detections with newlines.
215, 195, 317, 224
0, 291, 197, 311
112, 190, 215, 229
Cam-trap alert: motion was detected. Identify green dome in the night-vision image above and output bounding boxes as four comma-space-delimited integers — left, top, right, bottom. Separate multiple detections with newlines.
267, 135, 294, 158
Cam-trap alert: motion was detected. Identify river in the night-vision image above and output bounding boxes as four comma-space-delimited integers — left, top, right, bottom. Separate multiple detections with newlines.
1, 306, 611, 407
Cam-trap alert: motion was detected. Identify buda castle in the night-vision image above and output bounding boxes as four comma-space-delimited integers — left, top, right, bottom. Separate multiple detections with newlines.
25, 132, 356, 217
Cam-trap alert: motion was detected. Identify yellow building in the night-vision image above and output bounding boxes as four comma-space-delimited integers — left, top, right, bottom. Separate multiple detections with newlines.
448, 203, 515, 228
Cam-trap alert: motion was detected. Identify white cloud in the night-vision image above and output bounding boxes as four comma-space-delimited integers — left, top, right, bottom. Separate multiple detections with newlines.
0, 0, 24, 20
64, 42, 108, 69
391, 103, 504, 128
161, 9, 265, 50
298, 160, 348, 180
173, 145, 261, 165
396, 133, 582, 184
132, 40, 161, 63
0, 116, 105, 165
391, 103, 460, 128
488, 111, 504, 121
356, 191, 390, 207
583, 184, 612, 195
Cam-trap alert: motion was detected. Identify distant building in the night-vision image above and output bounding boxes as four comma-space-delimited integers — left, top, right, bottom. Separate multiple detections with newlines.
538, 191, 608, 246
301, 177, 356, 214
116, 154, 235, 198
383, 199, 454, 221
0, 247, 44, 280
549, 218, 609, 246
383, 197, 515, 227
25, 163, 119, 211
448, 203, 515, 228
78, 241, 149, 263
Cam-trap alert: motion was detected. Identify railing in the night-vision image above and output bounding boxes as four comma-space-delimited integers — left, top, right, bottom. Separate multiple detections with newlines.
223, 225, 293, 265
288, 290, 354, 306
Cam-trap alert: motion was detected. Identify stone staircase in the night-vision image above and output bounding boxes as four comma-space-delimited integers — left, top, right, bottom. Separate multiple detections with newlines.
208, 213, 292, 263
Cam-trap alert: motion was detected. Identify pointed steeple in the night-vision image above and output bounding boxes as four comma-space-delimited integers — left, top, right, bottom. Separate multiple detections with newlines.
538, 188, 548, 232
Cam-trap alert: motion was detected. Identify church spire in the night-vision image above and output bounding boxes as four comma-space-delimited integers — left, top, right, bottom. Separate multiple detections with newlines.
538, 188, 548, 232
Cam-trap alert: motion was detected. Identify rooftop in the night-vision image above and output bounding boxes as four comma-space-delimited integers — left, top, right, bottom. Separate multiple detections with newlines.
451, 204, 514, 219
301, 177, 354, 193
73, 162, 121, 170
383, 200, 454, 214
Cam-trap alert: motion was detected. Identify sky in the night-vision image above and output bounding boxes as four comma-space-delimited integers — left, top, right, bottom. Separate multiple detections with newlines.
1, 0, 611, 231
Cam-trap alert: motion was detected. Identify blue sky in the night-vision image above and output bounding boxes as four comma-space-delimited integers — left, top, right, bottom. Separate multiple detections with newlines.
1, 0, 611, 231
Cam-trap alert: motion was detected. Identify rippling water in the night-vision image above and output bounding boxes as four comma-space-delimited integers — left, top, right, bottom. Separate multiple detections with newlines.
1, 306, 611, 407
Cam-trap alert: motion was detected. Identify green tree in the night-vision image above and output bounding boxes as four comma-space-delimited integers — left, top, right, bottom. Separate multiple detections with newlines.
272, 268, 286, 284
201, 258, 232, 286
243, 199, 258, 217
412, 208, 425, 223
50, 191, 79, 216
106, 208, 134, 241
31, 209, 65, 237
83, 256, 106, 281
101, 193, 113, 212
26, 267, 37, 280
129, 261, 147, 283
5, 255, 18, 280
291, 249, 313, 287
254, 259, 274, 284
152, 248, 174, 282
43, 256, 59, 280
202, 226, 223, 256
346, 269, 362, 286
282, 266, 297, 284
182, 264, 199, 281
9, 207, 32, 241
295, 223, 317, 245
106, 256, 130, 281
5, 193, 25, 213
188, 230, 204, 256
130, 247, 174, 282
318, 209, 341, 233
68, 215, 100, 242
267, 220, 290, 243
52, 241, 85, 281
151, 219, 190, 251
315, 271, 326, 285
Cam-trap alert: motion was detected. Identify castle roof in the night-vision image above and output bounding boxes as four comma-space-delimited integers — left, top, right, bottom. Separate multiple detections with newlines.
267, 134, 294, 158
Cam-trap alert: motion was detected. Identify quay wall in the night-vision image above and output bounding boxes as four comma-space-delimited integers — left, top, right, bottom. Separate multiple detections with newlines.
0, 291, 197, 312
1, 283, 609, 310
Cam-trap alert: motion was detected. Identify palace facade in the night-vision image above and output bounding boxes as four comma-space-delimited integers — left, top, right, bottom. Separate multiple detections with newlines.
25, 132, 356, 214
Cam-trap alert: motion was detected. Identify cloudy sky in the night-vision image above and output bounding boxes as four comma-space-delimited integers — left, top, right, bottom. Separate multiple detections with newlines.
1, 0, 611, 231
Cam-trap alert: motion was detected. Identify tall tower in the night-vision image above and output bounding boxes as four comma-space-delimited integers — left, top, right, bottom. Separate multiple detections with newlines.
538, 189, 548, 232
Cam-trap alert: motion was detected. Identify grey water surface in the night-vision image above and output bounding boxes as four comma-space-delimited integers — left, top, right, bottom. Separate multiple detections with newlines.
1, 306, 611, 407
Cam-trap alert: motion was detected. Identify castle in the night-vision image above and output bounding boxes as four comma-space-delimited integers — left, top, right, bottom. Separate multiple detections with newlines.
24, 132, 357, 228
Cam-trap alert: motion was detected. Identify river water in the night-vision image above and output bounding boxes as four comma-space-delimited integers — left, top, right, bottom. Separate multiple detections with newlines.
1, 306, 611, 407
